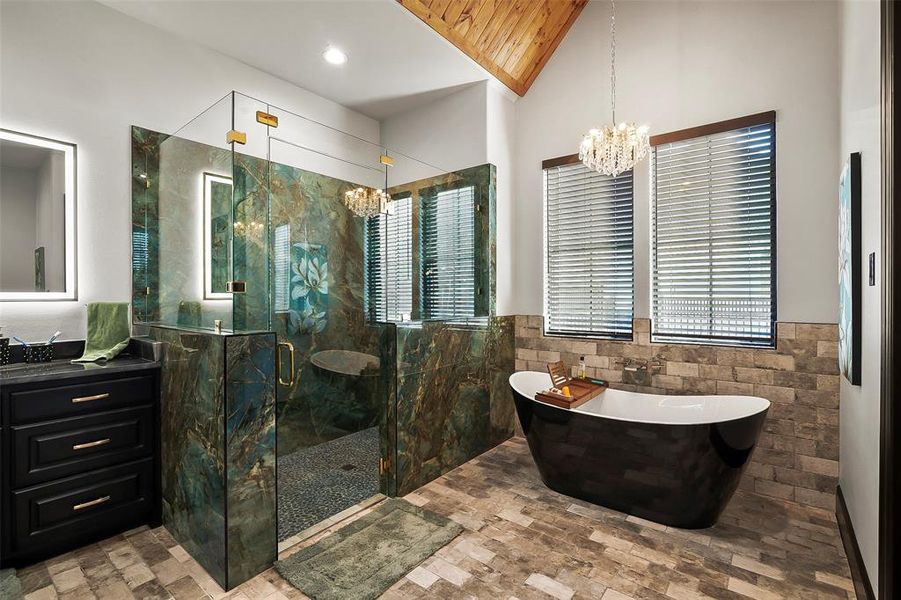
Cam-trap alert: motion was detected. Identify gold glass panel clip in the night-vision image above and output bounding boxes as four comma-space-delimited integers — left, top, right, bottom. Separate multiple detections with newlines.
256, 111, 279, 127
226, 130, 247, 145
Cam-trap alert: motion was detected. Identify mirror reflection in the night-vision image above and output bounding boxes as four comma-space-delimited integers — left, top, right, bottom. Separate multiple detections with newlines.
203, 172, 232, 299
0, 129, 75, 297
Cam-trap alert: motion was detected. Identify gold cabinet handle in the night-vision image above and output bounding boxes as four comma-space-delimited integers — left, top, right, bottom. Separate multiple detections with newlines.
277, 341, 296, 387
73, 438, 111, 451
73, 495, 110, 511
71, 393, 110, 404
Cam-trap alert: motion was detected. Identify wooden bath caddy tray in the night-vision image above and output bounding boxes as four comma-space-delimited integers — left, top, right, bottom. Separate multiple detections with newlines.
536, 361, 608, 409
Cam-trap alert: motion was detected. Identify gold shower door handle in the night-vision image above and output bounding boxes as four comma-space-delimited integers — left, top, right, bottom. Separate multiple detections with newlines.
277, 341, 295, 386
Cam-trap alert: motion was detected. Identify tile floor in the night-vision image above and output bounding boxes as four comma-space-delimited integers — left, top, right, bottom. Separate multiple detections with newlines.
277, 426, 380, 541
17, 437, 855, 600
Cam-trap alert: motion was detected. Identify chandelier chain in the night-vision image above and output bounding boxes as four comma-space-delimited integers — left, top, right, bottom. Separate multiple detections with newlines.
611, 0, 616, 124
578, 0, 649, 177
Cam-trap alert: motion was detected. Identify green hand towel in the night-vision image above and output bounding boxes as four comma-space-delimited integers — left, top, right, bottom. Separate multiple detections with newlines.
72, 302, 131, 363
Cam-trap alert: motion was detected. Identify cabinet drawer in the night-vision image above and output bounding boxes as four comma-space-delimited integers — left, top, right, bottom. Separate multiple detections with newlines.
10, 459, 154, 555
11, 406, 154, 487
9, 375, 154, 424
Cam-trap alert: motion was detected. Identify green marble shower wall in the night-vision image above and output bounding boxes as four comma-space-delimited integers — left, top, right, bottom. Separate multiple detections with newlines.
386, 164, 497, 318
132, 122, 514, 564
394, 316, 515, 496
135, 325, 276, 591
132, 126, 164, 323
131, 126, 234, 330
263, 159, 386, 459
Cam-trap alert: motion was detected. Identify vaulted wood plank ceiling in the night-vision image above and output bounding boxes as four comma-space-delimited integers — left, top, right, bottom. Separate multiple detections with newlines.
397, 0, 588, 96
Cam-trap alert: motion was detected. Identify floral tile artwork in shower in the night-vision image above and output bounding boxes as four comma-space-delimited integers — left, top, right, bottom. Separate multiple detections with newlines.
290, 242, 328, 335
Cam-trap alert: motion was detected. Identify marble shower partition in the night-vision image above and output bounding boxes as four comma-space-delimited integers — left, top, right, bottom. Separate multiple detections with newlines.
224, 333, 277, 587
132, 126, 165, 323
267, 161, 384, 457
394, 316, 515, 495
131, 126, 233, 330
386, 164, 497, 319
138, 325, 276, 590
232, 153, 271, 332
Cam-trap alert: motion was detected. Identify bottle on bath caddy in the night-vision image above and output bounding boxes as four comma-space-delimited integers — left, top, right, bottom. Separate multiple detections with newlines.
578, 355, 586, 379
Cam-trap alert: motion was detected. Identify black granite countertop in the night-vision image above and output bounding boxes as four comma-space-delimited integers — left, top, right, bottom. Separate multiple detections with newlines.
0, 355, 159, 385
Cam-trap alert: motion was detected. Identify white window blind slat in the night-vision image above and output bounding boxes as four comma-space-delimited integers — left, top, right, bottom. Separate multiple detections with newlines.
544, 162, 634, 338
421, 186, 476, 320
365, 196, 412, 322
274, 224, 290, 313
652, 121, 776, 346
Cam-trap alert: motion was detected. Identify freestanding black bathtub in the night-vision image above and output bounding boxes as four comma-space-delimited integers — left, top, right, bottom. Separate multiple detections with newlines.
510, 371, 770, 529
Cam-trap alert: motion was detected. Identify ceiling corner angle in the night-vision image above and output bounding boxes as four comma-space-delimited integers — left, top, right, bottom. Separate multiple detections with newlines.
396, 0, 588, 97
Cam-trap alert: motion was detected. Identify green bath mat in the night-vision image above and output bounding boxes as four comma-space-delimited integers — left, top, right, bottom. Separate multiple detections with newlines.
0, 569, 23, 599
275, 498, 462, 600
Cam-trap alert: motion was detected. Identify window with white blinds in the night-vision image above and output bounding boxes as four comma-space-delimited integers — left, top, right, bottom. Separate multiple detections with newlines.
365, 195, 413, 322
651, 116, 776, 346
421, 185, 476, 320
273, 224, 290, 313
543, 161, 634, 338
132, 231, 148, 279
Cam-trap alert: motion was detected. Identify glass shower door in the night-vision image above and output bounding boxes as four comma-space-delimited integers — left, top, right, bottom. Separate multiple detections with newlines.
266, 118, 392, 542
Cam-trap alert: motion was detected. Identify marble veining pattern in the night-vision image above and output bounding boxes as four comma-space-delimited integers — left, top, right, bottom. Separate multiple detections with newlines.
143, 326, 277, 590
131, 126, 165, 324
144, 326, 227, 587
394, 316, 515, 496
224, 333, 277, 588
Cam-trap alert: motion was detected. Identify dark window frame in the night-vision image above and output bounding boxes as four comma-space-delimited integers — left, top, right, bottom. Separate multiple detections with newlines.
650, 111, 777, 348
541, 155, 635, 341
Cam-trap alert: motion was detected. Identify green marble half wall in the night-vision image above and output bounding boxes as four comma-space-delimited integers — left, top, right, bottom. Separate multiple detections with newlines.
393, 316, 515, 496
135, 325, 276, 591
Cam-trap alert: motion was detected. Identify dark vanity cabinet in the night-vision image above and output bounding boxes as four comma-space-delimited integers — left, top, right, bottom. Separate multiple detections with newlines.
0, 359, 161, 566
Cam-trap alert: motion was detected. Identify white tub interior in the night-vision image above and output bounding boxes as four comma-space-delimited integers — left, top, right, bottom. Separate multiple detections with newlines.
509, 371, 770, 426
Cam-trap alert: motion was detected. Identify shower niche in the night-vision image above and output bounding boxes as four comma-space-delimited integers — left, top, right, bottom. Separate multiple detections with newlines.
131, 91, 514, 590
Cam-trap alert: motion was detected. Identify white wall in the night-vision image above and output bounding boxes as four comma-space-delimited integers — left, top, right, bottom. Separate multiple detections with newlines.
486, 82, 517, 316
512, 0, 841, 322
838, 0, 881, 591
380, 80, 518, 315
35, 153, 66, 292
381, 82, 488, 184
0, 0, 379, 341
0, 166, 38, 291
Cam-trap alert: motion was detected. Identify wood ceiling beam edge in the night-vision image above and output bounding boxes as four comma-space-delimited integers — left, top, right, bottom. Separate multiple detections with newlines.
396, 0, 587, 97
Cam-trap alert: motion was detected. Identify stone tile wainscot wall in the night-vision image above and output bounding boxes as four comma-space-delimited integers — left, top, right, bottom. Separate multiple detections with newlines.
514, 317, 840, 510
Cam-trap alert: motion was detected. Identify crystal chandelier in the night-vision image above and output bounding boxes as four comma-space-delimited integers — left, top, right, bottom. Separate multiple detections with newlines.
343, 152, 393, 217
343, 186, 390, 218
579, 0, 649, 177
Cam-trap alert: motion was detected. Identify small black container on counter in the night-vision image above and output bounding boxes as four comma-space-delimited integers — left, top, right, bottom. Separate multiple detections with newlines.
0, 337, 9, 366
23, 343, 53, 363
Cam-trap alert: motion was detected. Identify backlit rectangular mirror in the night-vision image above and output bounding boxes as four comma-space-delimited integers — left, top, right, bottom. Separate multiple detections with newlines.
0, 129, 76, 300
203, 172, 232, 300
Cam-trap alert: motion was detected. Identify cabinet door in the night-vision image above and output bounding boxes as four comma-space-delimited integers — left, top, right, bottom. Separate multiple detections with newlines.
9, 375, 154, 423
12, 406, 154, 487
10, 459, 154, 556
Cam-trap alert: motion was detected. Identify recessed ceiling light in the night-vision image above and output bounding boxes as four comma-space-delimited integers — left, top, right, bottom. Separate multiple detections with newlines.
323, 46, 347, 65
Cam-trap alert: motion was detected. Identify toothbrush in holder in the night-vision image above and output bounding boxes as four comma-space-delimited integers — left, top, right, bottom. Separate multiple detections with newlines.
47, 330, 61, 344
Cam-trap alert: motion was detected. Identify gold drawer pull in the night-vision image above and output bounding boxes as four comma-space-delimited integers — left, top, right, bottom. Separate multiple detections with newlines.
71, 393, 110, 404
72, 438, 111, 451
73, 495, 110, 511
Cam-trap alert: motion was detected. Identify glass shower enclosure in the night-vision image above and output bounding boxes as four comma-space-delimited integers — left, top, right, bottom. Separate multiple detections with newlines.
134, 91, 447, 545
131, 91, 512, 591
